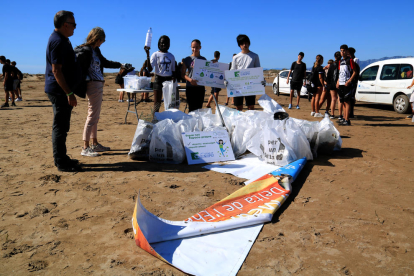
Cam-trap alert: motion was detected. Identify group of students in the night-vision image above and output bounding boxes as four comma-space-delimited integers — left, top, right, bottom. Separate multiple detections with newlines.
137, 34, 261, 114
0, 56, 23, 108
287, 44, 360, 126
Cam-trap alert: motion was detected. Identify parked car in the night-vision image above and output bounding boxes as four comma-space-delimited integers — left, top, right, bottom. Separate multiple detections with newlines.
356, 58, 414, 114
273, 70, 311, 97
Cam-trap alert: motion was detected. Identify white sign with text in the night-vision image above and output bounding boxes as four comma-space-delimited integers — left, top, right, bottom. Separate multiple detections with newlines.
225, 67, 265, 97
192, 59, 228, 89
182, 130, 235, 165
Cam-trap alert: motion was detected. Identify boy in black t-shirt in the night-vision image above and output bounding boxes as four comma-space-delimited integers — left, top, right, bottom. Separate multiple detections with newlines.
286, 52, 306, 109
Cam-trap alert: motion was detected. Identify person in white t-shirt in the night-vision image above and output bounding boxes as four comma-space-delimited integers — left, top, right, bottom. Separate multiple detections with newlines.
145, 35, 175, 115
230, 34, 261, 111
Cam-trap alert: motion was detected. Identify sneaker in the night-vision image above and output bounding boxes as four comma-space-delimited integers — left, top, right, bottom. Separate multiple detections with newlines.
330, 115, 335, 119
127, 99, 134, 102
314, 113, 324, 118
296, 105, 300, 109
325, 111, 331, 117
15, 97, 22, 102
288, 104, 292, 109
11, 102, 16, 107
118, 99, 124, 102
81, 147, 99, 157
337, 116, 344, 123
91, 143, 110, 152
341, 120, 351, 126
310, 112, 315, 116
224, 103, 228, 106
406, 115, 413, 119
1, 103, 9, 108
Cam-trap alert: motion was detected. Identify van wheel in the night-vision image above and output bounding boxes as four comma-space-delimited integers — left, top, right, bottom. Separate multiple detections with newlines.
273, 84, 279, 96
393, 94, 410, 114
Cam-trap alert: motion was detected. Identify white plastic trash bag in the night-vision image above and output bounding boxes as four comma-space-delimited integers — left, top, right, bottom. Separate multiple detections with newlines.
176, 117, 201, 143
258, 94, 285, 114
154, 109, 192, 123
128, 120, 154, 160
162, 81, 180, 110
149, 119, 185, 164
246, 126, 297, 166
280, 119, 313, 161
292, 118, 319, 157
316, 117, 341, 154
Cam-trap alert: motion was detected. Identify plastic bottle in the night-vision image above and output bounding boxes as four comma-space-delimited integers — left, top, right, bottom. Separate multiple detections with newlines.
145, 27, 152, 48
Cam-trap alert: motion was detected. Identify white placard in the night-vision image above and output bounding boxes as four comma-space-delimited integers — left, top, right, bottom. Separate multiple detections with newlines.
192, 59, 228, 89
225, 67, 265, 97
182, 131, 235, 165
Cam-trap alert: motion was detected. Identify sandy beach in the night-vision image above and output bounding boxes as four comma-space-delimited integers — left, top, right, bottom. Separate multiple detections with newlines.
0, 74, 413, 275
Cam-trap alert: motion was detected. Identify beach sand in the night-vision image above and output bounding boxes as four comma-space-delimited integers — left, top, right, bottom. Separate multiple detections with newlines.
0, 74, 413, 275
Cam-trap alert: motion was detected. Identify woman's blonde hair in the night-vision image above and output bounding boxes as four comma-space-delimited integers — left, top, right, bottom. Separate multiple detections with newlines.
314, 55, 324, 68
82, 27, 105, 47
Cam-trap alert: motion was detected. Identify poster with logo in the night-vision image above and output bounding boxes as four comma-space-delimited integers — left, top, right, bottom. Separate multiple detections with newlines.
182, 130, 235, 165
192, 59, 228, 89
225, 67, 265, 97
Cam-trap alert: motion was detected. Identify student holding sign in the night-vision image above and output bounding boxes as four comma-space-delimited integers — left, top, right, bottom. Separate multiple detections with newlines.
181, 39, 207, 112
205, 51, 221, 108
230, 35, 261, 111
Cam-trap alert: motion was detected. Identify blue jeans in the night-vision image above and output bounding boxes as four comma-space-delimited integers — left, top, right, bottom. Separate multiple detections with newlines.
47, 93, 73, 167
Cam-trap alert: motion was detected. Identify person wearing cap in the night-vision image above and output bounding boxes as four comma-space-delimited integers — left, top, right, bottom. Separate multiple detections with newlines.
286, 52, 306, 109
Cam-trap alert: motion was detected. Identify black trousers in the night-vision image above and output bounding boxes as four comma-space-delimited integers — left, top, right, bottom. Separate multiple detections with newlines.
47, 93, 73, 167
186, 85, 205, 112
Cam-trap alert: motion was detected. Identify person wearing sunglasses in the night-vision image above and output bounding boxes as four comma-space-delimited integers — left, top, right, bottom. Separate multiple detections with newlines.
45, 10, 80, 172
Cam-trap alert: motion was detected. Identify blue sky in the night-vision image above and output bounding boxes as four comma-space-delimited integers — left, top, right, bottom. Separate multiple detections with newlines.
1, 0, 413, 74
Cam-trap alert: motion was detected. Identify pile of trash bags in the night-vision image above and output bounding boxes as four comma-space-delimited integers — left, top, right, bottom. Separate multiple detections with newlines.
128, 94, 342, 165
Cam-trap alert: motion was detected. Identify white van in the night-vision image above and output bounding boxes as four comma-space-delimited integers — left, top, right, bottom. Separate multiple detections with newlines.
356, 58, 414, 114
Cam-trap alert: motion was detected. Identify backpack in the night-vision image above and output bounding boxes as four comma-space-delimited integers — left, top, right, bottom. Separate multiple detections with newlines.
72, 45, 91, 98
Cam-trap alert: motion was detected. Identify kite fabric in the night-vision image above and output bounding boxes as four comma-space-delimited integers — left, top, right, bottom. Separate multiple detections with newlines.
132, 157, 306, 275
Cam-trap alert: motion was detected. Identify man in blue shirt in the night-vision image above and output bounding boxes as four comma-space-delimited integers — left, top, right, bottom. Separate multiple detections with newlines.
45, 10, 80, 172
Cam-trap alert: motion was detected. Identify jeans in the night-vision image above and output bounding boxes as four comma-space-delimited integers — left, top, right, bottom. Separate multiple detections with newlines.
47, 93, 73, 167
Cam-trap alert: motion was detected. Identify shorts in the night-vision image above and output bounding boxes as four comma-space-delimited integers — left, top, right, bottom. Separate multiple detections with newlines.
325, 82, 337, 91
234, 95, 256, 107
290, 81, 302, 92
211, 87, 221, 93
338, 84, 353, 103
13, 79, 19, 90
410, 92, 414, 103
350, 82, 357, 100
4, 81, 13, 91
153, 75, 173, 91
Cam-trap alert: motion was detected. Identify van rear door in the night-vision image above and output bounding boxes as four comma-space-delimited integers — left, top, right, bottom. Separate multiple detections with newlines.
357, 65, 379, 102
